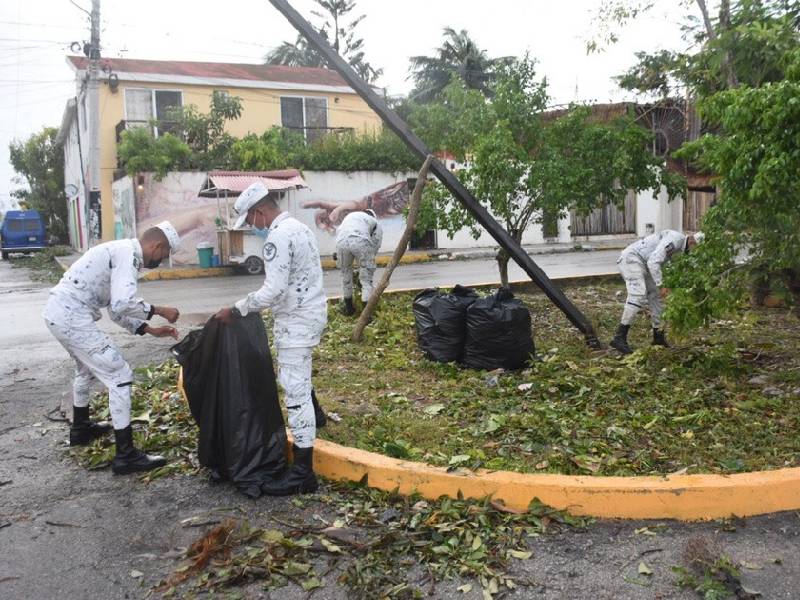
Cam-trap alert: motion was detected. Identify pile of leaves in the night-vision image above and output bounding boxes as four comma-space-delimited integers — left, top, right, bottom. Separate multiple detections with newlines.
315, 282, 800, 477
158, 483, 589, 599
11, 245, 71, 283
70, 361, 198, 481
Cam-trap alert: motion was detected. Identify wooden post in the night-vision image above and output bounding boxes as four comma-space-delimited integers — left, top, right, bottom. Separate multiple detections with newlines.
352, 155, 433, 342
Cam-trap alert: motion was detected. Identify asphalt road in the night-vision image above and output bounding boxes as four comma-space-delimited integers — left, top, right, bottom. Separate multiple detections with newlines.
0, 250, 619, 382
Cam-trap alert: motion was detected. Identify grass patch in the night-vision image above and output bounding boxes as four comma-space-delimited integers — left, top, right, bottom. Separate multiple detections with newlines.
9, 245, 71, 283
314, 282, 800, 477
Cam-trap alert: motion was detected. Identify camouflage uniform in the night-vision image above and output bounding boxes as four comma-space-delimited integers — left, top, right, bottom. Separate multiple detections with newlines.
43, 239, 154, 429
335, 211, 382, 302
617, 230, 688, 328
235, 212, 327, 449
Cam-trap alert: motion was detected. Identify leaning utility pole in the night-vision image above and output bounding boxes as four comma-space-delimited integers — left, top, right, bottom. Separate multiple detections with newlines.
87, 0, 102, 244
267, 0, 600, 347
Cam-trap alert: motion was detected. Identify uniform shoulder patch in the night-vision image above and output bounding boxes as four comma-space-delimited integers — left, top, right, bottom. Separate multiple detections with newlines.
263, 242, 278, 262
133, 256, 142, 269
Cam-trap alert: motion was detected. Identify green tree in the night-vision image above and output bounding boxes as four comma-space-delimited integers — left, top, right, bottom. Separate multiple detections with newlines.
116, 128, 191, 179
665, 49, 800, 326
9, 127, 68, 242
408, 28, 513, 103
265, 0, 382, 83
167, 91, 243, 170
597, 0, 800, 99
411, 58, 682, 286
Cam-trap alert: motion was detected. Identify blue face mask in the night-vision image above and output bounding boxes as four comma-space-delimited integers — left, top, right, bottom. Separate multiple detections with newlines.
252, 212, 269, 238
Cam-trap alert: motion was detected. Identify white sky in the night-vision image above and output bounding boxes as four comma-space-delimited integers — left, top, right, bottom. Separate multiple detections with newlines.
0, 0, 694, 211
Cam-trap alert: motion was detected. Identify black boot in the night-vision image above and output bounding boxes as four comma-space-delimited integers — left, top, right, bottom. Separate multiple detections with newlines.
311, 388, 327, 428
340, 297, 356, 316
69, 405, 112, 446
652, 328, 669, 347
261, 445, 318, 496
111, 426, 166, 475
610, 324, 633, 355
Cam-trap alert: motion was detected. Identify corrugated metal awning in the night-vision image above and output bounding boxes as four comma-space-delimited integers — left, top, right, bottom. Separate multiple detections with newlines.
200, 170, 307, 196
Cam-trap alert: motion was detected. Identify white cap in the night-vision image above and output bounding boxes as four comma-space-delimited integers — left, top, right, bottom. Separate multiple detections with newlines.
233, 182, 270, 230
693, 231, 705, 245
156, 220, 181, 253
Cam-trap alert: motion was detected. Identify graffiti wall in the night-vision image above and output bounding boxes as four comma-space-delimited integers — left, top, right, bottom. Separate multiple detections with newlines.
290, 170, 416, 256
130, 172, 220, 266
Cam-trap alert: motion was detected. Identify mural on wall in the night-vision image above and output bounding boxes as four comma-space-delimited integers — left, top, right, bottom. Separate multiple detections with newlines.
293, 172, 414, 256
112, 177, 136, 240
132, 172, 220, 265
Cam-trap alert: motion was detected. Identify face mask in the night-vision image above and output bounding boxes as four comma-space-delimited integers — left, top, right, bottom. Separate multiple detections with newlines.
252, 212, 269, 238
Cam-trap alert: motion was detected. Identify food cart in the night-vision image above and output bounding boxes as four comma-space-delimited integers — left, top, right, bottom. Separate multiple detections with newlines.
198, 170, 308, 274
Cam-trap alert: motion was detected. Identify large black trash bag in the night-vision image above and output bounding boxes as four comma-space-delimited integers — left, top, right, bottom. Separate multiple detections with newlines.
171, 313, 287, 498
413, 284, 479, 363
463, 287, 535, 370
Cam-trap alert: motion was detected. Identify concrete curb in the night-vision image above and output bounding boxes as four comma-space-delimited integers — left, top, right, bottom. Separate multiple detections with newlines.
174, 273, 800, 521
310, 439, 800, 521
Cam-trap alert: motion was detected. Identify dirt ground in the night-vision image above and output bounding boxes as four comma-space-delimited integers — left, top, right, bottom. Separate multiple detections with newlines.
2, 263, 800, 599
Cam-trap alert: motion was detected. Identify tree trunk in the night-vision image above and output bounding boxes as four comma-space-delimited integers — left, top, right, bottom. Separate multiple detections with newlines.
782, 268, 800, 319
497, 249, 510, 288
351, 155, 434, 342
695, 0, 739, 89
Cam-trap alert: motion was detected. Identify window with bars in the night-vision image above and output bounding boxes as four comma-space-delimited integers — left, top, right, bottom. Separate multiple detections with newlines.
280, 96, 329, 142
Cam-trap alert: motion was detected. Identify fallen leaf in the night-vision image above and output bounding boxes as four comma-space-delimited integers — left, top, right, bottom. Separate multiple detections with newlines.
423, 403, 445, 416
320, 538, 343, 554
517, 383, 533, 392
741, 561, 763, 570
508, 549, 532, 560
457, 583, 473, 593
129, 570, 143, 579
638, 561, 653, 576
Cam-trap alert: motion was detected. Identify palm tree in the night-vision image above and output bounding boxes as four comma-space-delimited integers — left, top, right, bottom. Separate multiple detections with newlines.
264, 0, 382, 83
265, 35, 326, 68
408, 28, 513, 102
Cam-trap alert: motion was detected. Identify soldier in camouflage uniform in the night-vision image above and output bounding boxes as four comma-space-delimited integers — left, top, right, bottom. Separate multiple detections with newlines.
335, 209, 382, 316
216, 182, 328, 496
610, 229, 704, 354
43, 222, 181, 474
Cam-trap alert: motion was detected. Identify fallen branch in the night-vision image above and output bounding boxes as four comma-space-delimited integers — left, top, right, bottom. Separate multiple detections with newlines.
352, 155, 433, 342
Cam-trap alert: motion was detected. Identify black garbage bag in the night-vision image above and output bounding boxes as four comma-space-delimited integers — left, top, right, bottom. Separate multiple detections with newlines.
171, 313, 287, 498
413, 284, 479, 362
463, 287, 535, 370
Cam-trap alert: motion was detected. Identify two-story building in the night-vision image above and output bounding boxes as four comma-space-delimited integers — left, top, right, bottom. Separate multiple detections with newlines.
55, 56, 383, 250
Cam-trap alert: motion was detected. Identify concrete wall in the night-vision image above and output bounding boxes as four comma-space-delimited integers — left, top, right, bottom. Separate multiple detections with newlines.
635, 185, 683, 237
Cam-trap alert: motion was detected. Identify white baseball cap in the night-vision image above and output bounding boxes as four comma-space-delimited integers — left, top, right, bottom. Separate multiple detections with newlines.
156, 220, 181, 253
233, 182, 270, 230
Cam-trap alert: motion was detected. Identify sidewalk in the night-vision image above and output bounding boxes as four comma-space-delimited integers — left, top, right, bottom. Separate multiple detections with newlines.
55, 237, 634, 282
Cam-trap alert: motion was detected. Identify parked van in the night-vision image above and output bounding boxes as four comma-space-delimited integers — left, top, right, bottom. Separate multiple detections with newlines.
1, 210, 47, 260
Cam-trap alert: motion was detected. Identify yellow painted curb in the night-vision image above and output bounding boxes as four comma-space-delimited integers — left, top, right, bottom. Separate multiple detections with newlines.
140, 266, 235, 281
320, 252, 432, 270
175, 369, 800, 520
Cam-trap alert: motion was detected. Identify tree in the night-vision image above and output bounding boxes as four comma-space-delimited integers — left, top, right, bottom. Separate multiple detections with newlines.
265, 0, 382, 83
9, 127, 68, 242
411, 58, 682, 286
117, 92, 242, 176
408, 28, 513, 103
665, 48, 800, 326
597, 0, 800, 99
595, 1, 800, 326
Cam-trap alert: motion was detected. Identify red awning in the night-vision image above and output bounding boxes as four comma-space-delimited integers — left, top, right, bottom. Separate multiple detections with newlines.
200, 170, 307, 196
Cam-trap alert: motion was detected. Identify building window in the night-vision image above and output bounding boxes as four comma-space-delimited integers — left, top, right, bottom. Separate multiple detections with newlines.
280, 96, 328, 143
124, 88, 183, 137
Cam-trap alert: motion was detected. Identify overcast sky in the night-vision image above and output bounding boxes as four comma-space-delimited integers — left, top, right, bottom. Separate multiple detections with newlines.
0, 0, 693, 211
